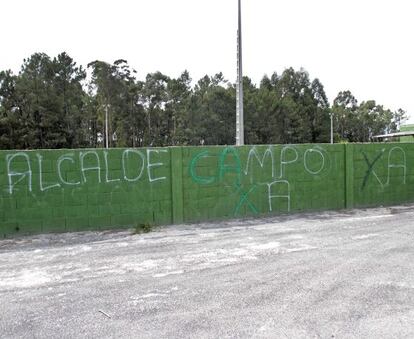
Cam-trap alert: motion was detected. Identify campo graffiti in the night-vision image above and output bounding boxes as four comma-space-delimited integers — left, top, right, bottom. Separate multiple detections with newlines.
187, 145, 335, 217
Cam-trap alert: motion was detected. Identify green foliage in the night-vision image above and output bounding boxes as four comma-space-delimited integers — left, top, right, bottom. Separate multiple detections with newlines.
0, 52, 407, 149
245, 69, 331, 144
332, 91, 406, 142
0, 52, 87, 149
133, 222, 155, 234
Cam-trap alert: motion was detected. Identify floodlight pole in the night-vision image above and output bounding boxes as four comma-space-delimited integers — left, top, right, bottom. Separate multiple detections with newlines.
105, 105, 109, 149
236, 0, 244, 146
330, 112, 334, 144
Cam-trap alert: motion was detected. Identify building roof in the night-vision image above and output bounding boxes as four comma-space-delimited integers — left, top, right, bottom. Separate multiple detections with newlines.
373, 131, 414, 139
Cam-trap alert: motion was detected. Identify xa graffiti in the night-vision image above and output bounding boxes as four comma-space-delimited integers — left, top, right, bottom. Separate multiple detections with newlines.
361, 147, 406, 191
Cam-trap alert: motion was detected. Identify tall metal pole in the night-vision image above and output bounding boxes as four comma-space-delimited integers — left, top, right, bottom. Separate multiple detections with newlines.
105, 105, 109, 149
330, 113, 334, 144
236, 0, 244, 146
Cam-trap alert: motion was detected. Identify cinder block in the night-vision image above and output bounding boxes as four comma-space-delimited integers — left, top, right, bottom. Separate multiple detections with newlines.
87, 193, 99, 206
104, 169, 123, 182
24, 208, 51, 220
42, 193, 64, 207
53, 207, 65, 218
98, 204, 121, 216
63, 192, 87, 206
35, 159, 54, 173
88, 216, 111, 229
0, 222, 19, 237
65, 171, 83, 185
4, 207, 18, 222
96, 193, 112, 205
110, 192, 127, 204
153, 209, 172, 225
65, 217, 90, 232
121, 204, 139, 215
64, 205, 89, 218
111, 214, 135, 227
87, 205, 100, 217
17, 220, 43, 235
42, 218, 66, 233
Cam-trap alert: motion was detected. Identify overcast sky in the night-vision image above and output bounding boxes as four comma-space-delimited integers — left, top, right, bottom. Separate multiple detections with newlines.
2, 0, 413, 122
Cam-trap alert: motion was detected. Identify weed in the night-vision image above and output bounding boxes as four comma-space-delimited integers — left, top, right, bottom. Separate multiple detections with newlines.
133, 223, 154, 234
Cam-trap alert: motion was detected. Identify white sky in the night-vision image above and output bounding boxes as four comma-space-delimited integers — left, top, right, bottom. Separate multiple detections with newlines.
1, 0, 413, 122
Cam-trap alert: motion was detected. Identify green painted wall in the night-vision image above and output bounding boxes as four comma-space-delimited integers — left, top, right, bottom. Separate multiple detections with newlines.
1, 143, 413, 237
352, 144, 414, 207
0, 148, 172, 236
182, 145, 345, 222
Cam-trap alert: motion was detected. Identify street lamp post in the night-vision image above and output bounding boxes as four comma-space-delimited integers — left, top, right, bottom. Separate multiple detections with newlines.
236, 0, 244, 146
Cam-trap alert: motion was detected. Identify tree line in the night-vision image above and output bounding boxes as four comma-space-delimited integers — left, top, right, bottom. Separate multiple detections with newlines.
0, 52, 406, 150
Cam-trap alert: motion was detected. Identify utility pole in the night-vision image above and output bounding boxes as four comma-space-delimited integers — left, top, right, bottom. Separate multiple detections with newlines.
236, 0, 244, 146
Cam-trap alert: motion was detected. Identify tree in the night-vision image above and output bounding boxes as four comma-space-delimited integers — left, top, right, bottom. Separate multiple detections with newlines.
332, 90, 358, 142
88, 59, 144, 147
185, 73, 235, 145
0, 54, 409, 149
165, 70, 192, 145
0, 70, 25, 149
251, 68, 330, 144
0, 52, 87, 149
332, 91, 406, 142
309, 78, 330, 142
142, 71, 170, 146
51, 52, 87, 147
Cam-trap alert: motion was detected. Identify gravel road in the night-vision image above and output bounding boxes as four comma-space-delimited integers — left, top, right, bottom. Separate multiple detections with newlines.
1, 205, 414, 338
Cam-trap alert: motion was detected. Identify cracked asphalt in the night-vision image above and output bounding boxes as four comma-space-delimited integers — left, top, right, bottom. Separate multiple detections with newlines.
0, 205, 414, 338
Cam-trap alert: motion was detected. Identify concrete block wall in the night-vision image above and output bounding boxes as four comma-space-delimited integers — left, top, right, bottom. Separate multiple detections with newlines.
0, 148, 172, 237
1, 143, 413, 237
350, 144, 414, 208
182, 144, 346, 222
